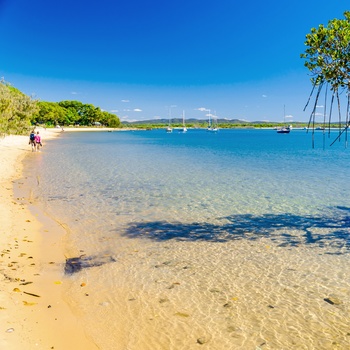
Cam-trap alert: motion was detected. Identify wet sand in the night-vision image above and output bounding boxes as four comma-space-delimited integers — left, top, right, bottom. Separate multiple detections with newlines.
0, 129, 98, 349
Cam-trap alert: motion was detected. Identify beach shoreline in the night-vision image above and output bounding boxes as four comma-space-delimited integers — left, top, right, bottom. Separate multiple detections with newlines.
0, 128, 98, 349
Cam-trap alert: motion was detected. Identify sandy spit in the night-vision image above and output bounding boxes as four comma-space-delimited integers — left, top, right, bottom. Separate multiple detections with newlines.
0, 128, 98, 349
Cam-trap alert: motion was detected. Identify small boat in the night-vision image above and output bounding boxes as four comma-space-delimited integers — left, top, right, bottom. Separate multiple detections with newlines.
182, 110, 187, 132
277, 126, 291, 134
207, 110, 218, 132
277, 105, 291, 134
166, 106, 174, 133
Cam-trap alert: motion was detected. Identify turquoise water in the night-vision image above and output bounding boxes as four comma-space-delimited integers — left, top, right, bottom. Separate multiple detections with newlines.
25, 128, 350, 349
31, 129, 350, 251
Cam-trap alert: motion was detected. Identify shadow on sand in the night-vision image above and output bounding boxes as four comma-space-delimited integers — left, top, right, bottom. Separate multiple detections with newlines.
121, 206, 350, 253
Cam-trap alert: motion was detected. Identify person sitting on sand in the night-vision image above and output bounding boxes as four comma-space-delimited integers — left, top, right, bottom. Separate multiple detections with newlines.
34, 131, 42, 152
29, 129, 36, 152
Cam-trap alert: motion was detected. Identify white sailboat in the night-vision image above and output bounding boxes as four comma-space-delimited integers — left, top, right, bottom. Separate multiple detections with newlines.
182, 110, 187, 132
166, 107, 173, 133
277, 105, 291, 134
207, 110, 218, 132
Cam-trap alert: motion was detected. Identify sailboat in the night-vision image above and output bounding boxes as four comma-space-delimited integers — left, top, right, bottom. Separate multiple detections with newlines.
277, 105, 291, 134
207, 110, 218, 132
166, 108, 173, 133
182, 110, 187, 132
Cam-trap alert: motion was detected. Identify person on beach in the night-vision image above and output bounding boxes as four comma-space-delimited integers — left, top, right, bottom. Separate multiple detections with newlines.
34, 131, 42, 152
29, 129, 36, 151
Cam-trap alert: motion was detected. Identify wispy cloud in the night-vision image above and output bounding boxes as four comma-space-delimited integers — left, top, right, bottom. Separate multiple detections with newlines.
110, 109, 118, 113
71, 91, 80, 95
262, 94, 267, 98
123, 108, 131, 112
121, 99, 130, 103
196, 107, 207, 111
133, 108, 142, 112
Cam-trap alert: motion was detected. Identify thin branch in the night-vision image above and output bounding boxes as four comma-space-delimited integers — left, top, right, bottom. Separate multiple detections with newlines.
307, 82, 323, 148
303, 79, 318, 112
323, 84, 328, 150
336, 90, 342, 142
328, 91, 335, 138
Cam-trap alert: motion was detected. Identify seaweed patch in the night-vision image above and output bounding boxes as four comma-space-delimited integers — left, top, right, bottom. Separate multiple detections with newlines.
65, 254, 116, 275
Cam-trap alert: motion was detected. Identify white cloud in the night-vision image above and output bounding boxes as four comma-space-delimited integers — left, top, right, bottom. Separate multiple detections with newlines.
262, 94, 267, 98
153, 116, 161, 119
316, 105, 324, 108
285, 115, 293, 119
196, 107, 207, 111
110, 109, 118, 113
123, 108, 131, 112
71, 91, 79, 95
121, 99, 130, 103
133, 108, 142, 112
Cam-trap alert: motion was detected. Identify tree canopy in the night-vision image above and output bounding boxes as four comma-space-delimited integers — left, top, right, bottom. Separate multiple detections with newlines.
0, 80, 38, 135
35, 100, 121, 127
0, 79, 121, 135
301, 11, 350, 146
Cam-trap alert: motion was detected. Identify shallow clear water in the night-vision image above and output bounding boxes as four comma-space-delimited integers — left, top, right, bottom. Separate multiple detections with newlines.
25, 129, 350, 349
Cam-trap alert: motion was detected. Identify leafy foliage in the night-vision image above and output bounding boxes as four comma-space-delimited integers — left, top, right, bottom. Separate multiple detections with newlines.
55, 100, 121, 127
0, 80, 38, 135
1, 79, 121, 135
34, 101, 67, 126
301, 11, 350, 146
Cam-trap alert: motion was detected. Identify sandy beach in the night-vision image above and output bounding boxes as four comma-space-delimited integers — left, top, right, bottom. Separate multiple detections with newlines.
0, 128, 98, 349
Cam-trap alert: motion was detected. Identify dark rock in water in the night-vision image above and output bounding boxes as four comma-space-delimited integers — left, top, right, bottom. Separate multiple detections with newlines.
65, 254, 116, 275
223, 302, 233, 308
197, 337, 208, 345
324, 297, 342, 305
159, 298, 169, 304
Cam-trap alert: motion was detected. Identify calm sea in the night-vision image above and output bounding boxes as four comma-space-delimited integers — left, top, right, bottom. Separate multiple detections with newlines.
24, 128, 350, 349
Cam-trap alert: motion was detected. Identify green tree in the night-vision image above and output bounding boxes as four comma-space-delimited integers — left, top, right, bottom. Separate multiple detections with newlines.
58, 100, 83, 125
34, 101, 67, 126
58, 100, 121, 127
0, 80, 38, 135
301, 11, 350, 146
99, 111, 121, 127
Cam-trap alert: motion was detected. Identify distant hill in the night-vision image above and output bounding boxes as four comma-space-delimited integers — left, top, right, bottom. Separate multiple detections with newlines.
122, 118, 256, 125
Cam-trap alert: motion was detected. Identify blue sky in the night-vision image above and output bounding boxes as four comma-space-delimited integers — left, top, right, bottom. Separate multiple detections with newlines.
0, 0, 347, 122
